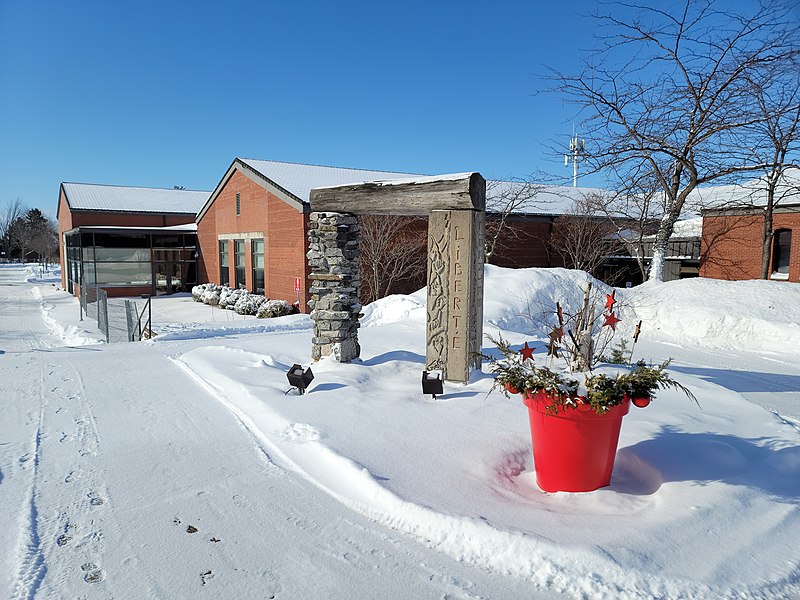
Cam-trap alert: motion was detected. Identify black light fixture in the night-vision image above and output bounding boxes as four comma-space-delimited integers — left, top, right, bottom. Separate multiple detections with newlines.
287, 364, 314, 395
422, 370, 444, 400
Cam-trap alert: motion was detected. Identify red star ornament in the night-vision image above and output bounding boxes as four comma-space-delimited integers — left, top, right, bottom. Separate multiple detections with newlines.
603, 312, 622, 330
549, 326, 564, 343
604, 290, 616, 311
520, 342, 535, 362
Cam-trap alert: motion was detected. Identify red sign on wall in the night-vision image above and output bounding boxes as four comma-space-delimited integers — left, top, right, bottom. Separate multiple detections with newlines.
294, 277, 301, 293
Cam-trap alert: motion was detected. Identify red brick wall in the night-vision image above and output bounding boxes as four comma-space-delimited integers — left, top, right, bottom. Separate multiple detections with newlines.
700, 212, 800, 282
486, 217, 562, 268
57, 190, 73, 289
196, 169, 309, 310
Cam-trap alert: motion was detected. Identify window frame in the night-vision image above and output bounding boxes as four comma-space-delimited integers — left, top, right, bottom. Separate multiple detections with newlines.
251, 238, 265, 294
772, 229, 792, 276
233, 239, 246, 289
219, 240, 230, 286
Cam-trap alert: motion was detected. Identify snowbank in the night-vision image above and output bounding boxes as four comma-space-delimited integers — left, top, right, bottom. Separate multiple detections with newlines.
628, 278, 800, 353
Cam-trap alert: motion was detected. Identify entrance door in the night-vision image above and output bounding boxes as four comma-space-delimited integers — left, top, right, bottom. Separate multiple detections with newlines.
154, 262, 183, 295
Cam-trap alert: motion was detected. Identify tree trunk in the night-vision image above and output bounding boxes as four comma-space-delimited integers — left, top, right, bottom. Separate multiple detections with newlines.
648, 241, 667, 282
760, 188, 776, 279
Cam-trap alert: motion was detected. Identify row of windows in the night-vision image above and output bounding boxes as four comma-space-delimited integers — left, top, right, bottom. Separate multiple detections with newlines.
219, 238, 265, 294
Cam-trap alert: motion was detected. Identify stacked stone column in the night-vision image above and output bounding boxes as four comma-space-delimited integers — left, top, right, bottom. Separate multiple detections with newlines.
307, 212, 361, 362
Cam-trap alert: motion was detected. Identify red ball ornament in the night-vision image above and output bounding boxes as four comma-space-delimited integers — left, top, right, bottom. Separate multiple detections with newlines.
632, 397, 651, 408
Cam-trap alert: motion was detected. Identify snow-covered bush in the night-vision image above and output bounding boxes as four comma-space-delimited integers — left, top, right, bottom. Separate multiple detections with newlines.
257, 299, 293, 319
192, 283, 214, 302
191, 283, 284, 316
202, 287, 221, 306
234, 294, 266, 315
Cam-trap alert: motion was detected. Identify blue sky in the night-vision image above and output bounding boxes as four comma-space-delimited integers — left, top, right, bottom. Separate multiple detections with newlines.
0, 1, 602, 216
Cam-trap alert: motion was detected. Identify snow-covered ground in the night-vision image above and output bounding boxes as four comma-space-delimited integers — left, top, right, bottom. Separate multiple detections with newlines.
1, 262, 798, 599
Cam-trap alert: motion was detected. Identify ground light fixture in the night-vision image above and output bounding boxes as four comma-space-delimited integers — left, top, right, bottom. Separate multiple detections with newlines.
421, 370, 443, 400
287, 364, 314, 395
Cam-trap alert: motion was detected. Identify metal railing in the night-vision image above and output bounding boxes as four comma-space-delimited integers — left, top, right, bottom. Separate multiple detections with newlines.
80, 282, 109, 343
81, 280, 152, 343
124, 296, 154, 341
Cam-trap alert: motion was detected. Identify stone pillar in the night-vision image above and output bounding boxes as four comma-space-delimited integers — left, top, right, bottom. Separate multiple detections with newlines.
426, 209, 485, 383
307, 212, 361, 362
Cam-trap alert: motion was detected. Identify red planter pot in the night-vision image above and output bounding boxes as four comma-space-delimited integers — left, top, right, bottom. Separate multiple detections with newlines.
522, 391, 631, 493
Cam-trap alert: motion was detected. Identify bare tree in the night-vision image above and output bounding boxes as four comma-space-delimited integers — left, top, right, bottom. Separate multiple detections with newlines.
0, 198, 25, 259
484, 177, 545, 261
358, 215, 427, 305
601, 172, 663, 280
551, 0, 800, 281
550, 193, 621, 277
746, 62, 800, 278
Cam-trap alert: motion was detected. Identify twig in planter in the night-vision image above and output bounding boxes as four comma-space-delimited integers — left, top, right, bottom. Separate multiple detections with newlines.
629, 320, 642, 363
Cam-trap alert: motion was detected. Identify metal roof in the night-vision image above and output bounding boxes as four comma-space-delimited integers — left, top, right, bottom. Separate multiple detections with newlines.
239, 159, 421, 203
62, 182, 210, 214
238, 159, 605, 216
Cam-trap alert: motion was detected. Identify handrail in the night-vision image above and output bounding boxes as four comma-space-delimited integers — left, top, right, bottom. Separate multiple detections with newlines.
135, 295, 154, 340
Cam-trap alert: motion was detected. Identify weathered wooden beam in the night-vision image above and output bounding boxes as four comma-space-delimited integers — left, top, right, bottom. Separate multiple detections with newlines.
309, 172, 486, 215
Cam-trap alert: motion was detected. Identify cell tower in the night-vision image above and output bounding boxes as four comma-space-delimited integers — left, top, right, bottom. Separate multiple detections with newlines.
565, 133, 586, 187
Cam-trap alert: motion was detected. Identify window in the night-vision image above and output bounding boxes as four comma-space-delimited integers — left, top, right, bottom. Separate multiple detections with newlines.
236, 192, 241, 216
234, 239, 245, 288
219, 240, 230, 286
772, 229, 792, 276
252, 238, 264, 294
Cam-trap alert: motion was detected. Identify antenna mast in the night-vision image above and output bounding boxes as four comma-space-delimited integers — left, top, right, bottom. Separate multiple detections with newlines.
565, 134, 586, 187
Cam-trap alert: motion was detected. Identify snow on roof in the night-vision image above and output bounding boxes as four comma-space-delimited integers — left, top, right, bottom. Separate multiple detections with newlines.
690, 167, 800, 211
62, 183, 210, 214
486, 179, 610, 216
240, 159, 605, 216
239, 159, 420, 205
669, 217, 703, 238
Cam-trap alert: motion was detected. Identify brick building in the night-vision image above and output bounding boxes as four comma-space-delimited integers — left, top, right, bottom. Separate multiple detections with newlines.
701, 204, 799, 282
57, 159, 639, 308
57, 183, 209, 297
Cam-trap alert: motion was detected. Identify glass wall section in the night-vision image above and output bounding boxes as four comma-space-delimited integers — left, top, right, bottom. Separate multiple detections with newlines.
251, 239, 264, 294
68, 230, 199, 294
91, 233, 151, 286
64, 232, 83, 293
234, 240, 245, 288
152, 233, 198, 293
219, 241, 229, 286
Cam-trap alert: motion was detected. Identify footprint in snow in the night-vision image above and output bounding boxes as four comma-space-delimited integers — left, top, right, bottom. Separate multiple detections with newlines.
81, 562, 105, 584
280, 423, 321, 443
88, 493, 105, 507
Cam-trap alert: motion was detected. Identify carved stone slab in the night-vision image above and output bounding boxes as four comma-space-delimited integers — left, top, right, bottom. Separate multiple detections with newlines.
426, 210, 484, 383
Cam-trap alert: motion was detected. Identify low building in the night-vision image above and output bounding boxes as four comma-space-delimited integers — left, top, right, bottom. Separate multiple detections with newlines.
701, 204, 799, 282
57, 183, 209, 296
195, 159, 615, 309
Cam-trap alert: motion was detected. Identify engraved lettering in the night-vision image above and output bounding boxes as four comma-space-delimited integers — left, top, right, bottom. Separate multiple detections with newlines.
453, 297, 461, 310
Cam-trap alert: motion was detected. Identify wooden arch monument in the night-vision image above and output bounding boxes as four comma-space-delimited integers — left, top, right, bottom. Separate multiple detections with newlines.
307, 173, 486, 383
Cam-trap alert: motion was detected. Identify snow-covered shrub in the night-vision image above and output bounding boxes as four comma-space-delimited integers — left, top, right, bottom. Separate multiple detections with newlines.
202, 287, 221, 306
220, 287, 248, 310
234, 294, 266, 315
257, 299, 293, 319
191, 284, 208, 302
